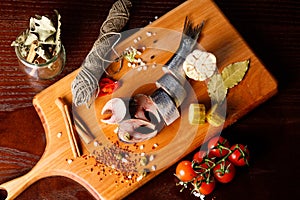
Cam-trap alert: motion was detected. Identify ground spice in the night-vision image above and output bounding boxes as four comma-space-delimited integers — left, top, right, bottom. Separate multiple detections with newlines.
87, 139, 155, 185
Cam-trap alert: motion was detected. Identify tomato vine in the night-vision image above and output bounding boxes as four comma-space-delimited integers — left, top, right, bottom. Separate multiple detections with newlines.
175, 136, 250, 198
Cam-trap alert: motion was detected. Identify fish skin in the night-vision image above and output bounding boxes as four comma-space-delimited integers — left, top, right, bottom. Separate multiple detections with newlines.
150, 88, 180, 126
156, 73, 187, 107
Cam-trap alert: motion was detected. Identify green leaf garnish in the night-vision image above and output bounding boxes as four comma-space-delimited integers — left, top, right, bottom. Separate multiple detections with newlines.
221, 60, 249, 89
207, 73, 227, 103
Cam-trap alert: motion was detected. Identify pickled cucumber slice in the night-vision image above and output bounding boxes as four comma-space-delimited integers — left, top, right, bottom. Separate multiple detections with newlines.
206, 104, 225, 127
188, 103, 206, 125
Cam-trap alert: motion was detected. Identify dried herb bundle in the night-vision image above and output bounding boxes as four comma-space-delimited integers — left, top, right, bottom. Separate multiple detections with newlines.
71, 0, 132, 107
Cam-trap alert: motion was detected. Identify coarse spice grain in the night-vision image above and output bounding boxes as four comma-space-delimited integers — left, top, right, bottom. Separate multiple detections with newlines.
92, 145, 138, 172
57, 132, 62, 138
79, 141, 156, 184
89, 141, 156, 184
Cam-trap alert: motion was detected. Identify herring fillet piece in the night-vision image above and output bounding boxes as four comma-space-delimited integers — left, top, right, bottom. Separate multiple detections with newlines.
117, 118, 158, 143
101, 98, 127, 124
156, 73, 186, 107
150, 88, 180, 126
133, 94, 161, 123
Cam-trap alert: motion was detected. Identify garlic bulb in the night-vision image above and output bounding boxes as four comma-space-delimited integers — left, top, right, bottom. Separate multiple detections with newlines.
183, 49, 217, 81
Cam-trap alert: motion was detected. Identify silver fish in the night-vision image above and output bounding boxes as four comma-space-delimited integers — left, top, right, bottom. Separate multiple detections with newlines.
163, 17, 204, 85
152, 17, 204, 126
156, 73, 187, 107
150, 88, 180, 126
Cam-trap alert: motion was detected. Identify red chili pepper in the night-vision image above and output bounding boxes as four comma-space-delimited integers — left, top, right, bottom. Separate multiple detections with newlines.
98, 77, 120, 97
99, 78, 114, 87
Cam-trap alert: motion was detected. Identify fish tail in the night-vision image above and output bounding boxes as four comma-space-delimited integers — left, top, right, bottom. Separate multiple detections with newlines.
164, 17, 204, 84
181, 16, 204, 44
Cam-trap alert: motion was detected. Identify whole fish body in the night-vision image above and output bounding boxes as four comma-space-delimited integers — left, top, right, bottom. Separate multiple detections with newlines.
152, 17, 204, 125
163, 17, 204, 85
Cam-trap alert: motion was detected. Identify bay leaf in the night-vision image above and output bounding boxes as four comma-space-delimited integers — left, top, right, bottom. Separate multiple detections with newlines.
207, 73, 227, 103
222, 60, 249, 89
29, 16, 56, 42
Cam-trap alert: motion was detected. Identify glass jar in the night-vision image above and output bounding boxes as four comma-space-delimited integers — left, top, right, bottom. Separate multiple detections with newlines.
15, 43, 66, 80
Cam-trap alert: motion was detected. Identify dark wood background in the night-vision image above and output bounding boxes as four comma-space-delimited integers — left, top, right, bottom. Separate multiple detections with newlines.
0, 0, 299, 199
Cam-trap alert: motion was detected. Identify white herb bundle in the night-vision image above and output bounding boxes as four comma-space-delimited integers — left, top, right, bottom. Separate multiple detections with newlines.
71, 0, 132, 107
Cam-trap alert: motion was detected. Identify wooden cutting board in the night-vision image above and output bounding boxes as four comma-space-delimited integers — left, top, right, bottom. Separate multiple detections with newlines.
0, 0, 277, 199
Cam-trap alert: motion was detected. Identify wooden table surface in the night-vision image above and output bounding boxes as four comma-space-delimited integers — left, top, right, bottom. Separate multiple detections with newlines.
0, 0, 299, 199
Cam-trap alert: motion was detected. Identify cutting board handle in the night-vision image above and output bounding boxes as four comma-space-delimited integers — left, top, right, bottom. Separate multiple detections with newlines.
0, 167, 42, 199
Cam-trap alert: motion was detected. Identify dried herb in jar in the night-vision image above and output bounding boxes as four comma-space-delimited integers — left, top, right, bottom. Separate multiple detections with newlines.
11, 10, 62, 65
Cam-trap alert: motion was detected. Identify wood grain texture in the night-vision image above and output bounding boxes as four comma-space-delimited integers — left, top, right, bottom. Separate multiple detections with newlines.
0, 0, 278, 199
0, 0, 299, 199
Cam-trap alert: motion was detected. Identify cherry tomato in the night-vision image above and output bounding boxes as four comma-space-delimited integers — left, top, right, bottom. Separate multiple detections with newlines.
193, 150, 207, 163
207, 136, 230, 157
193, 176, 216, 195
229, 144, 250, 166
213, 161, 236, 183
176, 161, 197, 182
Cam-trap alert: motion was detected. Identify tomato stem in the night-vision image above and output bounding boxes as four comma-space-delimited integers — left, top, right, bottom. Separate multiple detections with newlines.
192, 144, 242, 183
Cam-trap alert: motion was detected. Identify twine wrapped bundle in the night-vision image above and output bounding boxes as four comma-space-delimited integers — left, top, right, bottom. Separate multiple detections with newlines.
71, 0, 132, 107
